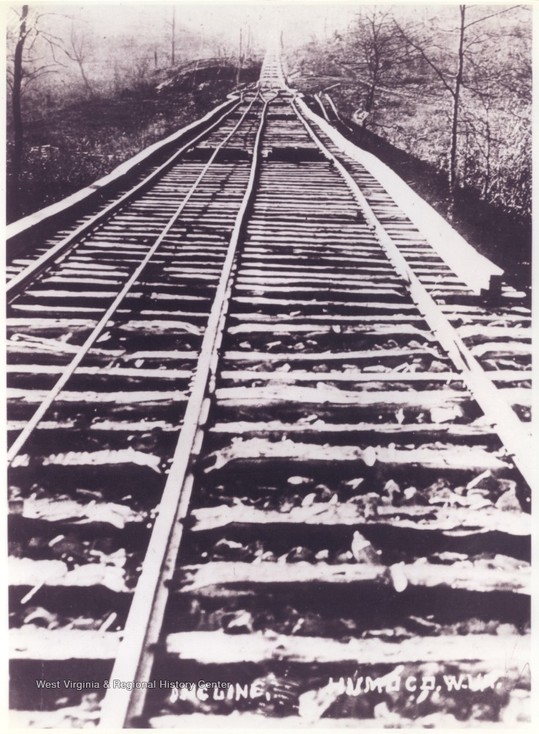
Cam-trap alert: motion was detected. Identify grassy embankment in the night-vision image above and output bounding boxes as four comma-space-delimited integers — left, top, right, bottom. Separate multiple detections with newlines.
6, 60, 260, 224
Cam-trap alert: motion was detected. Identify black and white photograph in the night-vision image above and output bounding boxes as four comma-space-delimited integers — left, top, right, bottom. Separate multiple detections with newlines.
4, 0, 533, 728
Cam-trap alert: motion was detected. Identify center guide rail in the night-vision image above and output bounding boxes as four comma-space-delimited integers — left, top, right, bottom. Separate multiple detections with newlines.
98, 87, 274, 727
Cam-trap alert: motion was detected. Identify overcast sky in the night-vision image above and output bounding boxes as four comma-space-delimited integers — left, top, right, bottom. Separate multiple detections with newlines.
5, 2, 528, 59
12, 1, 358, 49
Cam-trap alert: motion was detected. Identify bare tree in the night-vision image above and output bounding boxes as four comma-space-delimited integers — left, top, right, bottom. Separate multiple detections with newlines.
65, 22, 95, 96
393, 7, 465, 213
10, 4, 29, 190
7, 4, 65, 212
334, 9, 408, 128
168, 6, 176, 65
394, 4, 524, 214
236, 27, 243, 86
355, 10, 404, 120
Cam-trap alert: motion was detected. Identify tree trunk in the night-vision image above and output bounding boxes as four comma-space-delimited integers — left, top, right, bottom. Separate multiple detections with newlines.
171, 7, 175, 66
12, 4, 29, 205
77, 59, 94, 96
484, 114, 492, 198
236, 27, 243, 86
364, 82, 376, 116
448, 4, 466, 214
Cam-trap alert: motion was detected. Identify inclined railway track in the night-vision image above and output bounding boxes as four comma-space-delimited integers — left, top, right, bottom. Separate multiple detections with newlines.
7, 50, 531, 728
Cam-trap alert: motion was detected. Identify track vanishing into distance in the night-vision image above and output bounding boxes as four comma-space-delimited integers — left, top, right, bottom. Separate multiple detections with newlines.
7, 50, 531, 728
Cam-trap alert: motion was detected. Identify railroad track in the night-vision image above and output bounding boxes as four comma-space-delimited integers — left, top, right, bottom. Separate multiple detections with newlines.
7, 48, 531, 728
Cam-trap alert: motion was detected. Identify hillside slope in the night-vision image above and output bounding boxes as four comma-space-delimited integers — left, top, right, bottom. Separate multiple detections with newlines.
6, 59, 260, 223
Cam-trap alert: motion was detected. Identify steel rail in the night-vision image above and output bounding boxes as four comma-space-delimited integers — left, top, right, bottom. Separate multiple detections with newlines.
97, 92, 273, 729
6, 94, 262, 466
6, 95, 245, 300
290, 96, 533, 488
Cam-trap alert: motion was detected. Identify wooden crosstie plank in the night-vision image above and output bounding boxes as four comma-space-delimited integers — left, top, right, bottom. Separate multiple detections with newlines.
165, 629, 530, 666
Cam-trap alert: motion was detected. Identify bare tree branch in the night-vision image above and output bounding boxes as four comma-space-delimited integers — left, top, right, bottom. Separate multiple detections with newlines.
392, 19, 455, 97
464, 5, 524, 30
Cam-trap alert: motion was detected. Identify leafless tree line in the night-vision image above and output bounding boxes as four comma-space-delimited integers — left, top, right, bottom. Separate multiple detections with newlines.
297, 4, 530, 216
